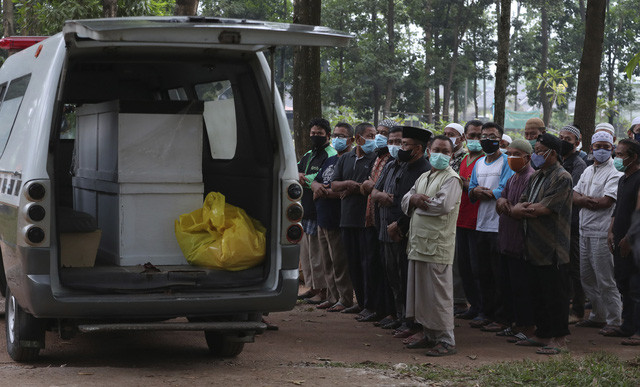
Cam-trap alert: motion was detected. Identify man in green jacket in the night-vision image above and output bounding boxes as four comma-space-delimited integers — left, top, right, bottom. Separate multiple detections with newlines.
401, 135, 463, 356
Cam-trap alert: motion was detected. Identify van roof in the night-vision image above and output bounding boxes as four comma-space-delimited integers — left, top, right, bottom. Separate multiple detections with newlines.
64, 16, 352, 51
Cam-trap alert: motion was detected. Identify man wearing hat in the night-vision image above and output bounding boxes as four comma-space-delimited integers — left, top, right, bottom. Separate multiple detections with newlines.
371, 126, 431, 332
443, 122, 469, 314
510, 133, 573, 354
558, 124, 587, 324
628, 117, 640, 141
401, 135, 463, 356
573, 131, 624, 334
495, 139, 536, 340
523, 118, 546, 148
500, 134, 512, 153
443, 123, 467, 174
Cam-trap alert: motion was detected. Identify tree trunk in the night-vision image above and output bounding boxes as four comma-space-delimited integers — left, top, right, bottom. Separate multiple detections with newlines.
3, 0, 15, 37
292, 0, 322, 159
434, 86, 441, 126
383, 0, 395, 114
102, 0, 118, 18
174, 0, 199, 16
493, 0, 510, 127
574, 0, 606, 146
453, 87, 459, 123
474, 70, 479, 118
442, 2, 467, 124
423, 0, 433, 124
539, 4, 552, 127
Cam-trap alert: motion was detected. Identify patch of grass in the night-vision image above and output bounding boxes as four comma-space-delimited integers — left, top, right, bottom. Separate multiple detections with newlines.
476, 352, 640, 386
319, 353, 640, 386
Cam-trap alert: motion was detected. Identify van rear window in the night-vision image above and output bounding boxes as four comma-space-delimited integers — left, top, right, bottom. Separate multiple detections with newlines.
196, 80, 237, 160
0, 74, 30, 156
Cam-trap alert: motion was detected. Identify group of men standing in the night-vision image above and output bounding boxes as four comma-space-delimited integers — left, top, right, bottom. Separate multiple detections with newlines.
297, 115, 640, 357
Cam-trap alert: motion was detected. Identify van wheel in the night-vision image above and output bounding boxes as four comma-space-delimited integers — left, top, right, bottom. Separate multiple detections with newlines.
204, 332, 244, 358
5, 287, 45, 362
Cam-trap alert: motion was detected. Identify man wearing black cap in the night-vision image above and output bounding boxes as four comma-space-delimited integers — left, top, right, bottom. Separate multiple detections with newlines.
510, 133, 573, 354
371, 126, 432, 332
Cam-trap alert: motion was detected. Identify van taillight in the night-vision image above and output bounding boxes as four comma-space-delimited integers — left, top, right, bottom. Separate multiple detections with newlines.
26, 226, 45, 244
27, 204, 46, 221
286, 204, 303, 222
286, 224, 303, 243
287, 183, 302, 200
25, 182, 46, 201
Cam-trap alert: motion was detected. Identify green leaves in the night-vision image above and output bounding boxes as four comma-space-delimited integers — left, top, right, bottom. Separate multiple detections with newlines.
626, 51, 640, 79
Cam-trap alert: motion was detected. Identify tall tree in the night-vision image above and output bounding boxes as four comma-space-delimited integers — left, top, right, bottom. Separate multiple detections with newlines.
573, 0, 606, 145
174, 0, 199, 16
3, 0, 15, 37
103, 0, 118, 18
292, 0, 321, 159
493, 0, 510, 127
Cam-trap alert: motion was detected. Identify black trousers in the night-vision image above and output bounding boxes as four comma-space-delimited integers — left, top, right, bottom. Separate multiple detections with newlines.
456, 227, 481, 313
476, 231, 505, 322
614, 250, 640, 334
530, 263, 570, 338
505, 255, 534, 327
381, 240, 408, 319
568, 225, 585, 317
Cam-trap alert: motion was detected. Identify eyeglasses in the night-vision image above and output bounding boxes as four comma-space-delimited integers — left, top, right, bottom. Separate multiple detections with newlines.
480, 134, 500, 140
332, 134, 351, 139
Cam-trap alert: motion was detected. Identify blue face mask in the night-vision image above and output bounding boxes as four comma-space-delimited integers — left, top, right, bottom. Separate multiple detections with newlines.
388, 145, 400, 159
374, 134, 388, 149
531, 149, 550, 168
614, 156, 628, 172
592, 149, 611, 164
500, 148, 507, 154
467, 140, 482, 152
361, 138, 376, 154
528, 139, 538, 148
331, 137, 348, 152
429, 152, 451, 170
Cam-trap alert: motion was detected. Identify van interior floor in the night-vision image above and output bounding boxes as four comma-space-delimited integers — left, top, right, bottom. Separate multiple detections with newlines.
58, 264, 265, 293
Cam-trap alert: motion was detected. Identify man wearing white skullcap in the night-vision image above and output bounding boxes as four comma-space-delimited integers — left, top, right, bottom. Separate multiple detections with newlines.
442, 122, 468, 313
573, 130, 624, 333
628, 117, 640, 141
500, 134, 512, 153
595, 122, 617, 144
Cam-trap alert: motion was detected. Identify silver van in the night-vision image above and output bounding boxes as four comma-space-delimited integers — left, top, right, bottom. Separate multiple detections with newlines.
0, 17, 349, 361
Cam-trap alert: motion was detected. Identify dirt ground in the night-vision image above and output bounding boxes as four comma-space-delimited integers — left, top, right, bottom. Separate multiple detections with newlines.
0, 295, 638, 386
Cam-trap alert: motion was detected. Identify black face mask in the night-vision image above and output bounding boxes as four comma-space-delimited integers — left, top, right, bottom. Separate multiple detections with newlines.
480, 139, 500, 154
397, 148, 413, 162
310, 135, 327, 149
560, 140, 575, 157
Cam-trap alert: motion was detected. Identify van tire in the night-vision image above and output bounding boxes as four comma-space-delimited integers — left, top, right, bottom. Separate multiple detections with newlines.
204, 332, 244, 358
5, 287, 45, 362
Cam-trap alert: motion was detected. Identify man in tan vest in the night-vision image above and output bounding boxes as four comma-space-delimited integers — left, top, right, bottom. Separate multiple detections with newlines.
401, 135, 463, 356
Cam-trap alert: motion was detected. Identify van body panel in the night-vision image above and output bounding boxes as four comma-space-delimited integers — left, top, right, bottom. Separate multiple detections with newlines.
63, 17, 352, 50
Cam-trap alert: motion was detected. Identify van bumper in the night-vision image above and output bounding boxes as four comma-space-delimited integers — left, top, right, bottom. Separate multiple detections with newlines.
8, 244, 300, 319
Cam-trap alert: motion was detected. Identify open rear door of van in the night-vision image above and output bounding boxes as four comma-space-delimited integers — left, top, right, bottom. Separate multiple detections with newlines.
63, 16, 351, 50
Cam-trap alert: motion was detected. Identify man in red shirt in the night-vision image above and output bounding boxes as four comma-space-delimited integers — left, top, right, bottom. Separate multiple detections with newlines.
455, 120, 484, 320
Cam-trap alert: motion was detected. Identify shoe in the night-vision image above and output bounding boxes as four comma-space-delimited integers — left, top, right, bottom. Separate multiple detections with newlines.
316, 300, 333, 309
355, 308, 375, 320
405, 337, 436, 349
374, 316, 395, 327
382, 320, 402, 330
453, 305, 469, 316
327, 302, 348, 312
599, 325, 633, 337
341, 304, 362, 314
568, 314, 581, 324
425, 342, 457, 357
469, 317, 492, 328
394, 328, 418, 339
304, 294, 325, 305
621, 336, 640, 346
402, 332, 423, 345
357, 312, 381, 322
481, 322, 507, 332
456, 309, 478, 320
575, 319, 606, 328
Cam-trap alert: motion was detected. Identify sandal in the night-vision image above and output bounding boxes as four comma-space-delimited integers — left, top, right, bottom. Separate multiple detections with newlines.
316, 300, 333, 309
599, 326, 632, 337
425, 342, 457, 357
536, 346, 565, 355
481, 322, 507, 332
507, 332, 528, 343
402, 332, 424, 345
575, 319, 606, 328
327, 302, 347, 312
621, 336, 640, 346
496, 327, 515, 337
515, 338, 546, 347
469, 317, 492, 328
